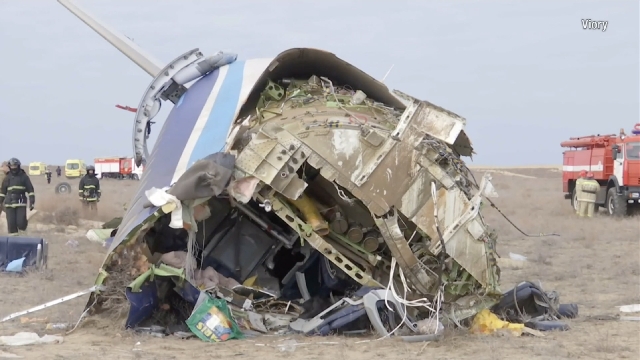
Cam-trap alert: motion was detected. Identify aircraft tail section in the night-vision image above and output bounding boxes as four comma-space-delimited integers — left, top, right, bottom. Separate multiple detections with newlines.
57, 0, 163, 76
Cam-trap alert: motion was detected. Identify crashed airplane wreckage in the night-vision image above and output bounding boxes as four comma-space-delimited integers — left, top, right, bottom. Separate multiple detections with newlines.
59, 0, 502, 339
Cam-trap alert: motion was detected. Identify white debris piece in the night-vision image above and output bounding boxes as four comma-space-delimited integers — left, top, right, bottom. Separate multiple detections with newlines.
481, 174, 499, 197
415, 318, 444, 335
0, 332, 63, 346
509, 253, 527, 261
145, 187, 183, 228
85, 228, 115, 244
618, 304, 640, 313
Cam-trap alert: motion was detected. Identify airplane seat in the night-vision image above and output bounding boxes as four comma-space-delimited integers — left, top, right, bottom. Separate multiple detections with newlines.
196, 197, 231, 247
201, 216, 277, 284
279, 250, 322, 300
278, 249, 355, 302
0, 236, 48, 271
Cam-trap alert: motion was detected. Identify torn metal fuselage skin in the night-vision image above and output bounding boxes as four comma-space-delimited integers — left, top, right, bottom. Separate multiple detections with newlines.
228, 52, 502, 303
56, 1, 501, 322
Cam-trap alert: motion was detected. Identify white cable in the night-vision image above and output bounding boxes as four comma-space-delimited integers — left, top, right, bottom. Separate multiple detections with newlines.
385, 258, 436, 310
332, 181, 355, 204
319, 77, 365, 125
376, 181, 447, 338
378, 256, 443, 339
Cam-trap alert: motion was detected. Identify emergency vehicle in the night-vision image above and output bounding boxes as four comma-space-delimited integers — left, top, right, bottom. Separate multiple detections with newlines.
64, 159, 86, 178
561, 124, 640, 217
28, 162, 47, 176
94, 157, 143, 180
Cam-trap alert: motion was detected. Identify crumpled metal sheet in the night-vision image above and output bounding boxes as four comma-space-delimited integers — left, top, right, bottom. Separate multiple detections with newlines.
142, 152, 235, 207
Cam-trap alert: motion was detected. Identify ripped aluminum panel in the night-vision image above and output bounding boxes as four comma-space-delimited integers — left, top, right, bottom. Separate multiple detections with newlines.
237, 87, 499, 298
235, 123, 310, 200
407, 167, 498, 289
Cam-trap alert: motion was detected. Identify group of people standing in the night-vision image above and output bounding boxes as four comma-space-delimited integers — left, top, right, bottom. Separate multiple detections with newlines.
44, 166, 63, 184
1, 159, 101, 236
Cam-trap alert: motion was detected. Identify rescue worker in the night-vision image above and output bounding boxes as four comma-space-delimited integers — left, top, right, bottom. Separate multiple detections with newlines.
79, 165, 100, 211
575, 170, 587, 215
45, 169, 52, 184
578, 172, 600, 218
0, 158, 35, 235
56, 166, 61, 177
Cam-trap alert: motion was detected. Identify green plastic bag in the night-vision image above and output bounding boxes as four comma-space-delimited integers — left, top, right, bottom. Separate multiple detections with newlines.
186, 293, 244, 342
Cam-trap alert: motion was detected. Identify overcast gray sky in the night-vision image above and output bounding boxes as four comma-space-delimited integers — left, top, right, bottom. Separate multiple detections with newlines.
0, 0, 637, 166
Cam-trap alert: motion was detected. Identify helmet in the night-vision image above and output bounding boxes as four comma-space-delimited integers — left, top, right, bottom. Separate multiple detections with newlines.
586, 172, 595, 178
579, 170, 587, 177
87, 165, 95, 171
8, 158, 20, 168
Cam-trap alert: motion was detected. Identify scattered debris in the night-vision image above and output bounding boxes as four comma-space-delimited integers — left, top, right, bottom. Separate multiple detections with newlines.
488, 281, 577, 333
0, 332, 63, 346
186, 292, 243, 342
45, 323, 70, 330
509, 253, 527, 261
102, 217, 123, 229
86, 228, 115, 244
620, 316, 640, 321
0, 237, 48, 273
1, 286, 102, 323
5, 258, 25, 273
19, 317, 47, 324
470, 309, 525, 336
618, 304, 640, 313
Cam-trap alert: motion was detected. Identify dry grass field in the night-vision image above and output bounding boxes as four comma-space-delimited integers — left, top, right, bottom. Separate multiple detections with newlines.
0, 169, 638, 359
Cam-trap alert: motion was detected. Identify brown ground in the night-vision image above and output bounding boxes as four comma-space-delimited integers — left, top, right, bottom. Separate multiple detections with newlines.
0, 170, 638, 359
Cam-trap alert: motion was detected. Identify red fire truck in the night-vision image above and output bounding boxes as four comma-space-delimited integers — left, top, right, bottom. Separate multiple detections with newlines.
94, 157, 143, 180
561, 124, 640, 216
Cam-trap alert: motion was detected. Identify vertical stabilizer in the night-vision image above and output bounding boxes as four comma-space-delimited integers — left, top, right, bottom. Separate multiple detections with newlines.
57, 0, 163, 76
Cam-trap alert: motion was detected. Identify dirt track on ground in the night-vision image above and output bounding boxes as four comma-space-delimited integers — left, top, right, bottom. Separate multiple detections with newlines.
0, 170, 638, 359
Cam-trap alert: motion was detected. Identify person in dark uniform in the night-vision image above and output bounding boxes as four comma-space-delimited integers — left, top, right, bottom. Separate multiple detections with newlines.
0, 158, 35, 235
56, 166, 62, 177
79, 165, 100, 211
45, 169, 52, 184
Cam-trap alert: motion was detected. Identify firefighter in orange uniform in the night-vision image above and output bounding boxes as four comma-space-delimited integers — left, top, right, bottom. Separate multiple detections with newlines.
578, 172, 599, 217
575, 170, 587, 214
